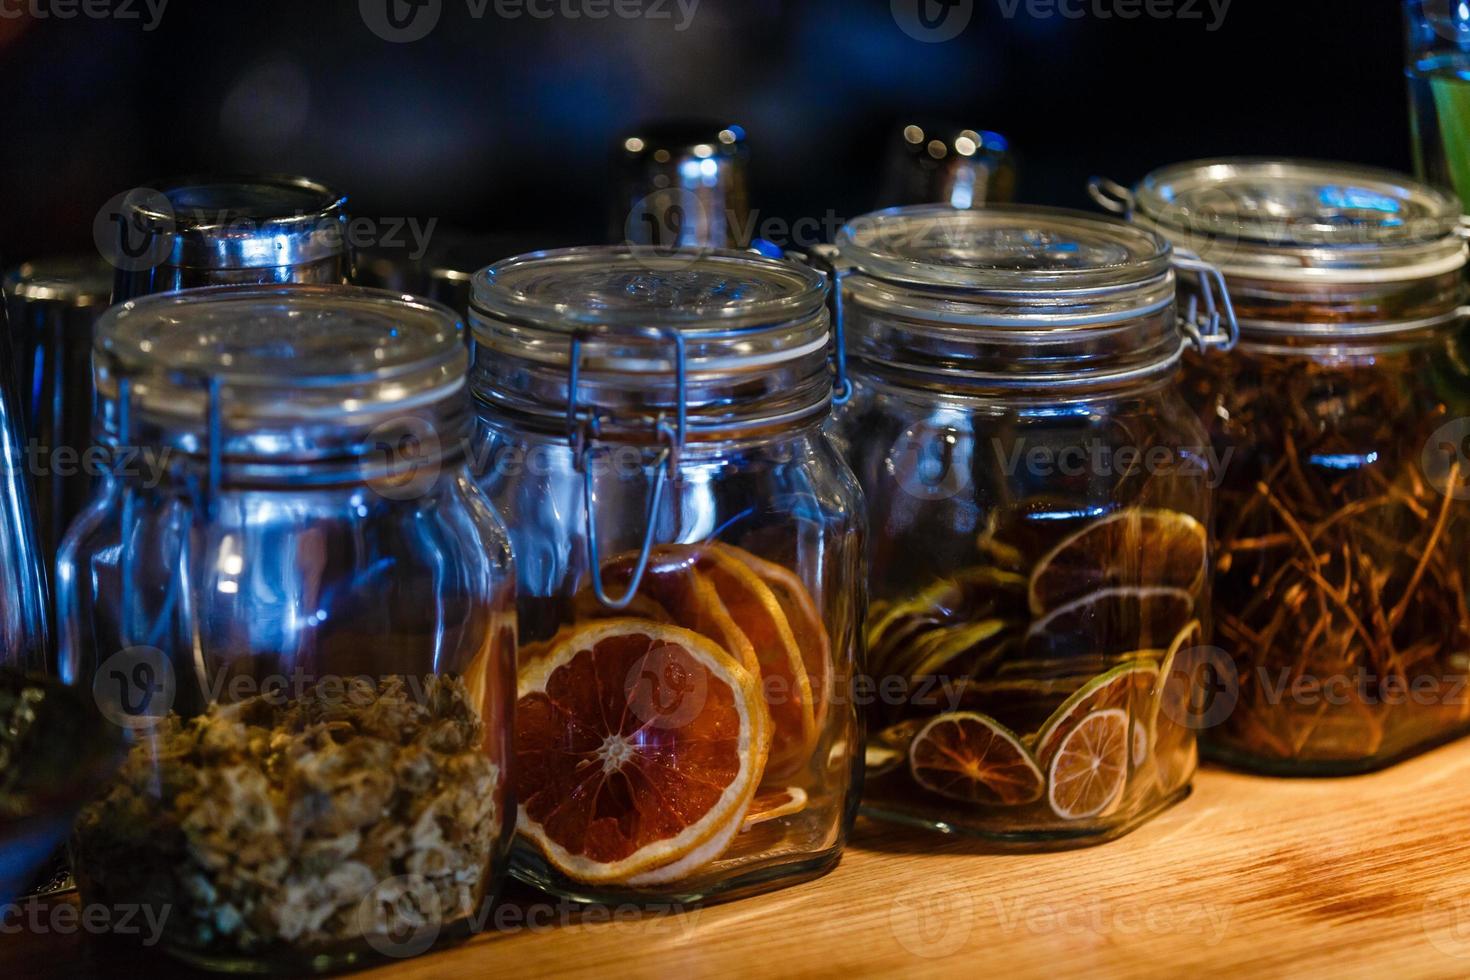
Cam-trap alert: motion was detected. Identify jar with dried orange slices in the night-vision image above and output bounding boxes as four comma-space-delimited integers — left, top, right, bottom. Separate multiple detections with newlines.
469, 247, 865, 901
827, 205, 1237, 846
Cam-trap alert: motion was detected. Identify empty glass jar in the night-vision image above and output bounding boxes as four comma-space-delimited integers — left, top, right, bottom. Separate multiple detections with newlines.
829, 204, 1235, 846
470, 247, 864, 903
1101, 158, 1470, 773
60, 284, 516, 971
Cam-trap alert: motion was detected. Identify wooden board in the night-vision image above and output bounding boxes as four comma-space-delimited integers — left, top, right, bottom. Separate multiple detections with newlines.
8, 741, 1470, 978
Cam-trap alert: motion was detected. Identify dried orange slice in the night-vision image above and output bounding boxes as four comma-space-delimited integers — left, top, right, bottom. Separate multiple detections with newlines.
579, 547, 761, 676
1032, 661, 1159, 768
1028, 508, 1207, 616
514, 619, 769, 884
716, 543, 834, 735
741, 786, 809, 831
1024, 586, 1195, 659
908, 712, 1044, 806
694, 546, 817, 781
1047, 708, 1129, 820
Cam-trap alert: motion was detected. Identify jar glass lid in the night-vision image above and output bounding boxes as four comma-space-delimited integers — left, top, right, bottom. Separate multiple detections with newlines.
834, 204, 1173, 295
120, 174, 349, 270
1130, 159, 1467, 282
471, 246, 828, 372
95, 284, 466, 459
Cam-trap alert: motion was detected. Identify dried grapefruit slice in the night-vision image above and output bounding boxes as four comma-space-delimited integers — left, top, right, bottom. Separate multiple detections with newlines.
1032, 661, 1159, 768
694, 546, 817, 781
716, 543, 834, 735
578, 546, 762, 676
1047, 708, 1129, 820
908, 711, 1044, 806
741, 785, 809, 831
515, 619, 769, 884
1028, 508, 1207, 616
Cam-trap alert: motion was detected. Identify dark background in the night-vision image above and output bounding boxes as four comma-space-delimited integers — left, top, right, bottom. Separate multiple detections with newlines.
0, 0, 1412, 263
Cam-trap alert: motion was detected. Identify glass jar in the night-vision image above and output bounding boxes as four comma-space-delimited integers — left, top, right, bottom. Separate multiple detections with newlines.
470, 247, 864, 903
58, 285, 516, 971
828, 205, 1234, 846
1104, 159, 1470, 774
1407, 0, 1470, 211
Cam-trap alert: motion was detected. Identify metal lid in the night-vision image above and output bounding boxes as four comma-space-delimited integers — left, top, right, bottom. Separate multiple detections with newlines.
118, 174, 349, 271
835, 204, 1173, 302
3, 257, 112, 309
471, 246, 828, 373
1128, 159, 1467, 282
94, 284, 466, 462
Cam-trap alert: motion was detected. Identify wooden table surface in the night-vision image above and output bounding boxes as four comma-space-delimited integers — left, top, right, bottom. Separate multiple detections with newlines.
8, 741, 1470, 979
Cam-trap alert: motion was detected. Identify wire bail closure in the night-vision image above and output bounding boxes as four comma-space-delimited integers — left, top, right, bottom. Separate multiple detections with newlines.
568, 326, 688, 610
1172, 250, 1240, 355
790, 244, 852, 405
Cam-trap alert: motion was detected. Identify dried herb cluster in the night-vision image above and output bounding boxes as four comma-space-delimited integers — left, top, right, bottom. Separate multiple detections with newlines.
72, 674, 502, 956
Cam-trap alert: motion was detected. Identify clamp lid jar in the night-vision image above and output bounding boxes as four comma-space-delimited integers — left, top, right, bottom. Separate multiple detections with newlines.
1097, 158, 1470, 773
470, 246, 865, 904
829, 204, 1232, 846
60, 284, 516, 971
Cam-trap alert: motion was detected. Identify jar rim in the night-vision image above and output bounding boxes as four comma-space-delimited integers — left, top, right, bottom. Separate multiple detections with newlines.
1131, 158, 1467, 283
471, 246, 828, 335
834, 204, 1174, 296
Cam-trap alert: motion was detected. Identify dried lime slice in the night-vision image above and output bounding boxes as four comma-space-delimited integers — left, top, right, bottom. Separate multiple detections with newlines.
908, 711, 1044, 806
1047, 708, 1130, 820
1024, 586, 1195, 659
865, 719, 924, 776
1031, 661, 1160, 768
1151, 620, 1204, 793
1028, 508, 1207, 616
895, 618, 1017, 682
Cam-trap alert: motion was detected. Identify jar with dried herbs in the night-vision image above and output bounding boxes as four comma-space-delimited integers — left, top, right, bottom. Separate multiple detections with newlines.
828, 205, 1236, 845
469, 247, 864, 903
1099, 159, 1470, 773
60, 285, 516, 971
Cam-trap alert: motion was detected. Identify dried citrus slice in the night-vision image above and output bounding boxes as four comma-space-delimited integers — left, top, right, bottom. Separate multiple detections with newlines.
1028, 508, 1207, 616
716, 543, 834, 735
741, 786, 809, 831
867, 567, 1026, 678
1032, 661, 1159, 767
899, 619, 1019, 683
908, 712, 1045, 806
1024, 586, 1195, 659
579, 546, 761, 676
1151, 620, 1204, 793
515, 619, 769, 884
694, 546, 817, 781
865, 718, 923, 776
1047, 708, 1129, 820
